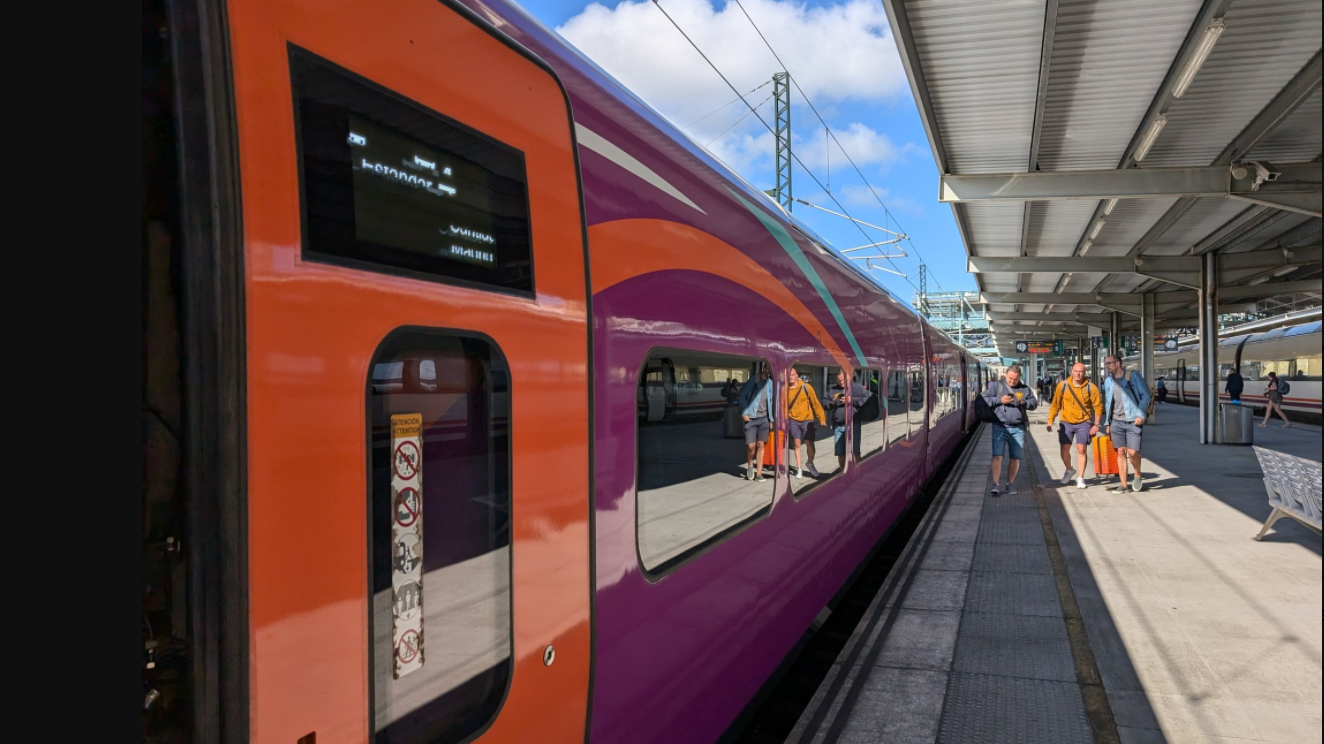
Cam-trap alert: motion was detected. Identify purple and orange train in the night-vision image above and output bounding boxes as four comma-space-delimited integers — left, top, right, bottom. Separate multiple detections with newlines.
141, 0, 992, 742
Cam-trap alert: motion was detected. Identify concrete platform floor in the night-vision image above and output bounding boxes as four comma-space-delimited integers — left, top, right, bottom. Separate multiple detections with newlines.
791, 403, 1321, 744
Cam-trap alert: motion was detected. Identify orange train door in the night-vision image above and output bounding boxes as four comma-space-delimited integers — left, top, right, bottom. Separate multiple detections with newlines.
224, 1, 591, 742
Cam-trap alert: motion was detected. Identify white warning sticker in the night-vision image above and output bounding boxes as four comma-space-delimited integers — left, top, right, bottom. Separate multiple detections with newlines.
390, 413, 425, 679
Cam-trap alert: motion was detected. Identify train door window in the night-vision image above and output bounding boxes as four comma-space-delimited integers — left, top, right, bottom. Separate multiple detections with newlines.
637, 350, 773, 573
787, 364, 840, 497
369, 331, 511, 744
909, 367, 925, 436
855, 367, 886, 460
292, 49, 534, 296
886, 370, 908, 444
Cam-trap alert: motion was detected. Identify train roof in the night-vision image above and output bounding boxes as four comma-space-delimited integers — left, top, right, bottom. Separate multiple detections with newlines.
481, 0, 945, 326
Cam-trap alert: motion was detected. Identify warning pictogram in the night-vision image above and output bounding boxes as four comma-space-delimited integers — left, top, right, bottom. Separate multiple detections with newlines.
396, 629, 421, 665
393, 533, 422, 575
394, 487, 421, 528
393, 580, 422, 621
393, 441, 420, 481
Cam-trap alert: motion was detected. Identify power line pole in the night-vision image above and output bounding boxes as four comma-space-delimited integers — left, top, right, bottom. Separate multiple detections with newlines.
918, 264, 930, 318
772, 72, 791, 212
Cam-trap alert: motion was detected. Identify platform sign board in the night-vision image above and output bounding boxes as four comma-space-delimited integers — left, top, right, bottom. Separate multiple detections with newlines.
390, 413, 425, 679
1161, 338, 1178, 351
1015, 340, 1055, 354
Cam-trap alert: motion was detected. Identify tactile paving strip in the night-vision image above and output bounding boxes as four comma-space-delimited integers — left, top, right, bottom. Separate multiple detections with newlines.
972, 542, 1053, 574
974, 517, 1046, 545
951, 612, 1076, 681
965, 571, 1062, 617
982, 490, 1039, 508
938, 673, 1092, 744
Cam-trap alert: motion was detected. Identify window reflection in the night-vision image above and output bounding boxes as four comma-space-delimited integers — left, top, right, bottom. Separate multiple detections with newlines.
855, 368, 886, 459
636, 351, 775, 572
370, 333, 510, 744
887, 370, 909, 444
786, 364, 838, 495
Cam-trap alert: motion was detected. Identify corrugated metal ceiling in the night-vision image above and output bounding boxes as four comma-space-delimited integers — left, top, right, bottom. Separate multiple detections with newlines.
887, 0, 1322, 353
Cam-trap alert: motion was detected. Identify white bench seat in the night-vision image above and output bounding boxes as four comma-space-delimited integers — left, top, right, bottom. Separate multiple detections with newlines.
1252, 446, 1323, 541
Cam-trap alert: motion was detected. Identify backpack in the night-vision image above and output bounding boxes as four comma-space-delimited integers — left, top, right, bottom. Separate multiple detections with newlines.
1122, 371, 1155, 421
1278, 379, 1291, 395
973, 381, 1005, 424
856, 388, 881, 422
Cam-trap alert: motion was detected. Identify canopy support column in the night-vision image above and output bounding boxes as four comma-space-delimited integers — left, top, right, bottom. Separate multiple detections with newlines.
1200, 253, 1220, 444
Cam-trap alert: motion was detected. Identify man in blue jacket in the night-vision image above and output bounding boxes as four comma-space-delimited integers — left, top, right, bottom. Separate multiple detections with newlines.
983, 364, 1037, 497
1103, 354, 1152, 493
738, 364, 775, 481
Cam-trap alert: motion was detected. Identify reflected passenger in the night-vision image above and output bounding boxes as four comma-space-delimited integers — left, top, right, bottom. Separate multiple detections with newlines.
786, 368, 827, 479
824, 371, 871, 472
739, 364, 775, 481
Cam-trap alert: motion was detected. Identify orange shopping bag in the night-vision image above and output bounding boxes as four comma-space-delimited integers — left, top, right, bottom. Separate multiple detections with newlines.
1092, 434, 1119, 476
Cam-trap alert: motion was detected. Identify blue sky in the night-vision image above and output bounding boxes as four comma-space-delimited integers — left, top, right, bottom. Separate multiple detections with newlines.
515, 0, 976, 303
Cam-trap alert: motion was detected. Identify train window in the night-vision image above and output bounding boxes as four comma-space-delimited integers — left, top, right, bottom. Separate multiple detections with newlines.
1185, 364, 1201, 382
637, 350, 774, 573
886, 370, 909, 444
909, 368, 926, 435
369, 332, 511, 744
855, 367, 886, 460
292, 48, 534, 295
786, 364, 840, 496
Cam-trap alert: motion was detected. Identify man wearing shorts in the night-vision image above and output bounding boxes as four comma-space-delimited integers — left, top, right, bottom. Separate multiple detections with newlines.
1103, 355, 1151, 493
983, 364, 1037, 497
739, 364, 775, 481
1046, 362, 1103, 490
786, 367, 826, 479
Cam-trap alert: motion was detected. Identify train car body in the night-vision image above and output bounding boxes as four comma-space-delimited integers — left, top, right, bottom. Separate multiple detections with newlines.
141, 0, 989, 743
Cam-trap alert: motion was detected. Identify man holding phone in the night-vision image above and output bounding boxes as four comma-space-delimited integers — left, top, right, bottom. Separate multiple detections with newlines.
982, 364, 1037, 497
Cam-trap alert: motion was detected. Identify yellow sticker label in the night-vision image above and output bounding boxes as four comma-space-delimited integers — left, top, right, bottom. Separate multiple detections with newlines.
391, 413, 423, 439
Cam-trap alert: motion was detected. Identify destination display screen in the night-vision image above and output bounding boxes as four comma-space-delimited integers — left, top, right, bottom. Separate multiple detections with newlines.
294, 51, 533, 294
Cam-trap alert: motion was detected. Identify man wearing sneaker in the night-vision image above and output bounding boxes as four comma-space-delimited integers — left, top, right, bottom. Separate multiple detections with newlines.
1046, 362, 1103, 490
983, 364, 1037, 497
739, 363, 775, 482
786, 367, 826, 479
1103, 355, 1151, 493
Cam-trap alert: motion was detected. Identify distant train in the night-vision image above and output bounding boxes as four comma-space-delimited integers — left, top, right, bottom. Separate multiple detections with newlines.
1136, 320, 1322, 418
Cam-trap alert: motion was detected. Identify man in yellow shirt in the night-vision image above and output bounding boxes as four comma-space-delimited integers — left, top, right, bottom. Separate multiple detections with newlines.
1046, 362, 1103, 489
786, 367, 827, 478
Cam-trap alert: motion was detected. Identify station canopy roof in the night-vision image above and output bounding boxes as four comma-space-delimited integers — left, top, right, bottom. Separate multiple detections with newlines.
880, 0, 1323, 357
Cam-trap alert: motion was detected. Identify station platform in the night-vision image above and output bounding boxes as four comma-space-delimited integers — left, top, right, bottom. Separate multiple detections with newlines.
789, 403, 1322, 744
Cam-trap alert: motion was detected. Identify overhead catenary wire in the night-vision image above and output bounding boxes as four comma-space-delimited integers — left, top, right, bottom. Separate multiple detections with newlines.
730, 0, 944, 291
650, 0, 921, 294
706, 92, 775, 147
683, 79, 772, 128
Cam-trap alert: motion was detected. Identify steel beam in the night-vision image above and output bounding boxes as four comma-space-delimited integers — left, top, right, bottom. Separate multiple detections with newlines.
940, 162, 1321, 205
1219, 278, 1323, 300
968, 246, 1320, 275
988, 312, 1115, 325
1223, 51, 1322, 162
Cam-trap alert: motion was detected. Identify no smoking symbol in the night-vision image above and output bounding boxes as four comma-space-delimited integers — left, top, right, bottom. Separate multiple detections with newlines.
396, 629, 421, 664
393, 441, 420, 480
394, 487, 421, 528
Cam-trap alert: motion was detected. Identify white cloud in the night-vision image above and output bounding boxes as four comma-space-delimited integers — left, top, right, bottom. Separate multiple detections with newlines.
839, 184, 889, 210
556, 0, 908, 140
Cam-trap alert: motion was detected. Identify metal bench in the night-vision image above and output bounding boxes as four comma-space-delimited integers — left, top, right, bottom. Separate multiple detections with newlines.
1252, 446, 1323, 541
